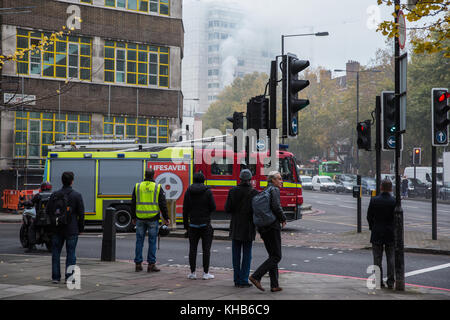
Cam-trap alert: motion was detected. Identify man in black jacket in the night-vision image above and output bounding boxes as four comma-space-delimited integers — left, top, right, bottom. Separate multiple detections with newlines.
249, 171, 287, 293
367, 179, 396, 289
183, 172, 216, 280
46, 172, 84, 284
225, 169, 259, 288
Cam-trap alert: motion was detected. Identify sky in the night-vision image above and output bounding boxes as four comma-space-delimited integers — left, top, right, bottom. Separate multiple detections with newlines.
184, 0, 405, 76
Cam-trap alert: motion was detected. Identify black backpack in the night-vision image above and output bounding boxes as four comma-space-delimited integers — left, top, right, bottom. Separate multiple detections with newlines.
35, 192, 52, 227
51, 190, 72, 227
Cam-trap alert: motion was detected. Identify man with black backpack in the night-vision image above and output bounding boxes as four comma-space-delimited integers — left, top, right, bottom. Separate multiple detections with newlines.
46, 171, 85, 284
249, 171, 286, 293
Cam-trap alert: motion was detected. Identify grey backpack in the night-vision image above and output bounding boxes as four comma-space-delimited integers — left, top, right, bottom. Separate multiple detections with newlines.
252, 187, 276, 228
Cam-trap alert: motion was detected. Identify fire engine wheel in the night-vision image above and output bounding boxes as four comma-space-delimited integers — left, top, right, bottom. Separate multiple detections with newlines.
19, 225, 29, 248
114, 205, 133, 233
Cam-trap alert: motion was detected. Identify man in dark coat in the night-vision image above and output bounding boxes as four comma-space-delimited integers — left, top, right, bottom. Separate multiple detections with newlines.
367, 178, 396, 289
401, 176, 409, 199
225, 169, 259, 288
183, 172, 216, 280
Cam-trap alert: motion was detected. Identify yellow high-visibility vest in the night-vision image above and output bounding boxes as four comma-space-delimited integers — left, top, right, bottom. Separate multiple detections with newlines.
135, 181, 161, 219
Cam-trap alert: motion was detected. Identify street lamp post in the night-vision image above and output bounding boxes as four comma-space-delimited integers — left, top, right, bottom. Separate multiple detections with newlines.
281, 32, 329, 57
280, 31, 329, 143
334, 68, 381, 233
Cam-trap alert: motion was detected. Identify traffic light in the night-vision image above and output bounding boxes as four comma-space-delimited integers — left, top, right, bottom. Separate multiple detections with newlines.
282, 54, 310, 137
357, 120, 371, 151
381, 91, 400, 151
432, 88, 450, 146
226, 112, 244, 131
246, 96, 269, 131
413, 147, 421, 165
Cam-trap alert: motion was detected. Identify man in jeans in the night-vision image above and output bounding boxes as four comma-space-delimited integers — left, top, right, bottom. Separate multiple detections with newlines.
46, 172, 85, 284
132, 169, 170, 272
249, 171, 286, 292
367, 179, 396, 289
225, 169, 259, 287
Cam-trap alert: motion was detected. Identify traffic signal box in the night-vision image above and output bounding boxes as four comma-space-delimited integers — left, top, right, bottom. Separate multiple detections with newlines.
413, 147, 421, 165
282, 54, 310, 137
432, 88, 450, 147
357, 120, 371, 151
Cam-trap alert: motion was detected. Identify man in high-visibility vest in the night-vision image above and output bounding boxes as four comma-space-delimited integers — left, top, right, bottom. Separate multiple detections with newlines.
132, 169, 170, 272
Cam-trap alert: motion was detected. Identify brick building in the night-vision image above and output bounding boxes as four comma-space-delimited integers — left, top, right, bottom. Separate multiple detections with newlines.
0, 0, 184, 192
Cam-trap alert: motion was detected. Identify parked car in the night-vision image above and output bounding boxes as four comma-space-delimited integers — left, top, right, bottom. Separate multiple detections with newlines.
361, 177, 377, 195
312, 175, 337, 192
300, 175, 313, 190
438, 182, 450, 200
334, 174, 356, 193
407, 178, 431, 199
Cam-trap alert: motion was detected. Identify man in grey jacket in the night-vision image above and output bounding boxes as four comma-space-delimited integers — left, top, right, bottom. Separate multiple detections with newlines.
249, 171, 287, 292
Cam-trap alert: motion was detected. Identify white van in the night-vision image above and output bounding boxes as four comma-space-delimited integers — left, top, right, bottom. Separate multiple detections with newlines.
403, 167, 443, 186
312, 175, 336, 192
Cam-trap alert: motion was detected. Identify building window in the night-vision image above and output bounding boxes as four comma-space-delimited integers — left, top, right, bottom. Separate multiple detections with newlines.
208, 69, 219, 76
80, 0, 93, 4
14, 111, 91, 159
105, 0, 169, 15
208, 45, 219, 52
103, 116, 169, 143
104, 41, 169, 87
16, 29, 92, 81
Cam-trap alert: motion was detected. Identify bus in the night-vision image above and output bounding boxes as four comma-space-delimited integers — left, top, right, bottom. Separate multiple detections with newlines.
318, 161, 342, 179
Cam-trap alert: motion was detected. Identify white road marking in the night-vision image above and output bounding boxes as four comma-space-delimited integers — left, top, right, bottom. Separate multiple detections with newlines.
404, 263, 450, 278
304, 260, 310, 263
338, 205, 355, 209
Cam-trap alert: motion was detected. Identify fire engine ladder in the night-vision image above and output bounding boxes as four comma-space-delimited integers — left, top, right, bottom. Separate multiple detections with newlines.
48, 135, 233, 153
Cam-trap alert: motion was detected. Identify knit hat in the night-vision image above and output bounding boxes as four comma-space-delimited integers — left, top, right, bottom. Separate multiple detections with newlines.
239, 169, 252, 181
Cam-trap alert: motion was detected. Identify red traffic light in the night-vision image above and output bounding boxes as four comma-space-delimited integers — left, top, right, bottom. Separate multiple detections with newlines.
439, 92, 450, 102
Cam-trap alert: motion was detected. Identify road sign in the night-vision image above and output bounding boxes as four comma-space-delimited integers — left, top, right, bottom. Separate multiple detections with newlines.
387, 136, 396, 148
256, 139, 266, 151
291, 117, 298, 135
398, 10, 406, 50
436, 131, 447, 144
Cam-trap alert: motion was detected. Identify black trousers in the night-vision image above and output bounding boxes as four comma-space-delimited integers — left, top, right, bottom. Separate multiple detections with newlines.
188, 225, 214, 273
251, 227, 282, 288
372, 243, 395, 287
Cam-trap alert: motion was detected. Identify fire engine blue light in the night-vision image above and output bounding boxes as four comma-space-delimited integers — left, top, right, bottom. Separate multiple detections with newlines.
279, 144, 289, 150
117, 153, 125, 158
50, 153, 58, 158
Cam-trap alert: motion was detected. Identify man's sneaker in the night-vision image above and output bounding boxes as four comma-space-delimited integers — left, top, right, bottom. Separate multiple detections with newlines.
188, 273, 197, 280
202, 273, 215, 280
52, 279, 60, 284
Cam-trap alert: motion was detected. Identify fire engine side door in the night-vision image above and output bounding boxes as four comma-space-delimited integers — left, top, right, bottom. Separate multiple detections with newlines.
279, 156, 297, 212
205, 154, 237, 212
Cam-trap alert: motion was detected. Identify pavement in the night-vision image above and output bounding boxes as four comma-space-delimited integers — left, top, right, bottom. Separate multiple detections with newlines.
0, 253, 449, 301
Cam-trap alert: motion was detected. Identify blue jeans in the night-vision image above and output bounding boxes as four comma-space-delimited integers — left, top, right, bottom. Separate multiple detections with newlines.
134, 219, 159, 264
52, 233, 78, 281
232, 239, 252, 285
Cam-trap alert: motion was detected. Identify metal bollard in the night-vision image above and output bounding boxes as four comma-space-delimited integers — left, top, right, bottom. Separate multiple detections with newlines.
167, 199, 177, 229
101, 206, 117, 262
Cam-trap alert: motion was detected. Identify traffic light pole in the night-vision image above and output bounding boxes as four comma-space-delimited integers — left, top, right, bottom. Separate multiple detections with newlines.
394, 0, 405, 291
432, 146, 437, 240
376, 96, 381, 196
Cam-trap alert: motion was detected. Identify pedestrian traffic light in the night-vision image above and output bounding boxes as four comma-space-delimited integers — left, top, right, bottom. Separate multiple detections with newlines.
381, 91, 400, 151
226, 112, 244, 131
432, 88, 450, 147
413, 147, 421, 165
357, 120, 371, 151
246, 95, 269, 131
282, 54, 310, 137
